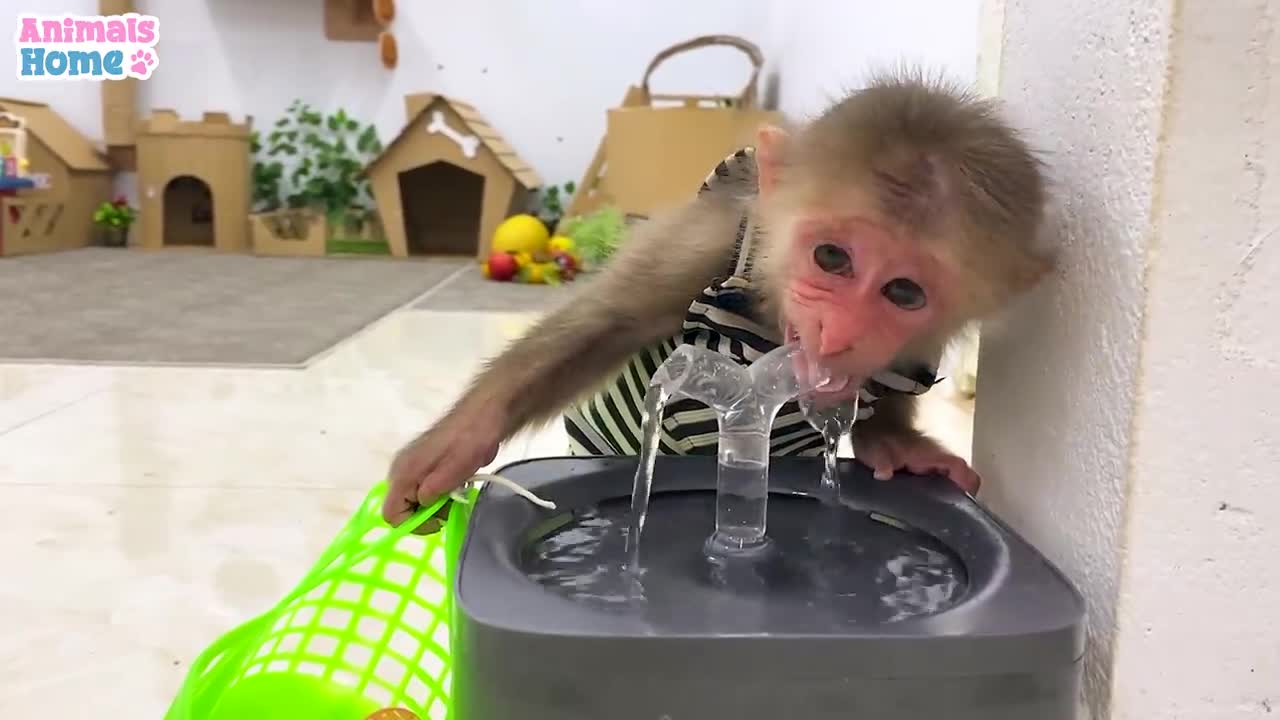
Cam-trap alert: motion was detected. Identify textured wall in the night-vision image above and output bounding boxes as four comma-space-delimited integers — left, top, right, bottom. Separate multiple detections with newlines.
979, 0, 1279, 718
1110, 0, 1280, 717
971, 0, 1175, 716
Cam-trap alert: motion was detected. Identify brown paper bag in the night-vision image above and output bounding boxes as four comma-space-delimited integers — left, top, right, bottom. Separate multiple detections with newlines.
600, 35, 783, 217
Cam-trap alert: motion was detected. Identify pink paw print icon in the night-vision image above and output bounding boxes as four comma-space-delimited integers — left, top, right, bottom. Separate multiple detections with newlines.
129, 49, 156, 78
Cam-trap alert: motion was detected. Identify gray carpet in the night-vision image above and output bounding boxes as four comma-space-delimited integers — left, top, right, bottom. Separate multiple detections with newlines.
0, 248, 466, 366
412, 264, 577, 312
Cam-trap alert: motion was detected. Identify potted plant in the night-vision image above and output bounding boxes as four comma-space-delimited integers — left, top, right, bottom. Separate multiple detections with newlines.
92, 195, 136, 247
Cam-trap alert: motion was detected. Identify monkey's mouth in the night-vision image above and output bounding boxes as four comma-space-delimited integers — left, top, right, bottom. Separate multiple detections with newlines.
784, 323, 850, 395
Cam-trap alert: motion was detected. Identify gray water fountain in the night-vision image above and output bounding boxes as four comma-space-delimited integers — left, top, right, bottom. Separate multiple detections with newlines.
449, 345, 1086, 720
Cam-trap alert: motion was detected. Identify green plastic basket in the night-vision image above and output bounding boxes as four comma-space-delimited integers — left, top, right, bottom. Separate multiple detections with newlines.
165, 482, 475, 720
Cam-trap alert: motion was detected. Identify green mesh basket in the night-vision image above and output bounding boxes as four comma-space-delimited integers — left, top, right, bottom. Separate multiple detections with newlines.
165, 482, 475, 720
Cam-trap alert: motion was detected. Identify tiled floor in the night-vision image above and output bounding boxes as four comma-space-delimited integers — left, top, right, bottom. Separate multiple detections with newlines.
0, 303, 973, 717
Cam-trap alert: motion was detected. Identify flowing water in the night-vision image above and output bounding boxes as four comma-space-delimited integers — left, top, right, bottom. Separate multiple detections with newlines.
523, 491, 967, 632
799, 396, 860, 506
625, 386, 670, 574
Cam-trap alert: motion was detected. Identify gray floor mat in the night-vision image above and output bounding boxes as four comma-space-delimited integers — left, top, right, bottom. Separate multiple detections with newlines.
0, 248, 466, 366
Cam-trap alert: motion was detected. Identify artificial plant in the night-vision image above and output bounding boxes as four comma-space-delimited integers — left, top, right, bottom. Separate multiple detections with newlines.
250, 99, 384, 234
92, 196, 138, 247
558, 205, 626, 270
529, 180, 577, 233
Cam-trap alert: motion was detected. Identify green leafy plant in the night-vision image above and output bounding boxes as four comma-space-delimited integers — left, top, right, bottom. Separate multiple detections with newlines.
92, 195, 137, 247
558, 205, 626, 270
93, 195, 137, 230
249, 131, 285, 212
529, 180, 576, 231
250, 100, 384, 229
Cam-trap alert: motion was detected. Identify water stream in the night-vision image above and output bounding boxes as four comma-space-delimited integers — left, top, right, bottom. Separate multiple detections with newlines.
798, 396, 860, 505
624, 343, 835, 573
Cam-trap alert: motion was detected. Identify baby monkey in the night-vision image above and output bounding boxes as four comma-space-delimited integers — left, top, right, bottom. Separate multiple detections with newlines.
383, 69, 1052, 529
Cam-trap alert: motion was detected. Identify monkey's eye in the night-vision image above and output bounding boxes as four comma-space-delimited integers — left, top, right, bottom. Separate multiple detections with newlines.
813, 244, 853, 276
882, 278, 927, 310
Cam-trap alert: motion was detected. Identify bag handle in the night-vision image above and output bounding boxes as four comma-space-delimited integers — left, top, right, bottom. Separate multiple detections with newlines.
640, 34, 764, 106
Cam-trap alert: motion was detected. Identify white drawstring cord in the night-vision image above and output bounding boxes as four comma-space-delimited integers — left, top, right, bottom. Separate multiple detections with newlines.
449, 473, 557, 510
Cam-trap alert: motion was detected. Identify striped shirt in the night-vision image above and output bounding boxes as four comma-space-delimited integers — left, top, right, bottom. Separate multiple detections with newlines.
563, 148, 940, 459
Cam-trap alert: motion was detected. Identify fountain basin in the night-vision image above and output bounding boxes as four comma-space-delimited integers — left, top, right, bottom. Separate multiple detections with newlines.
452, 455, 1086, 720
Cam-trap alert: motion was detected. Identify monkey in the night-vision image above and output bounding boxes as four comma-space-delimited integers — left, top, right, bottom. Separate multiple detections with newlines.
381, 68, 1052, 531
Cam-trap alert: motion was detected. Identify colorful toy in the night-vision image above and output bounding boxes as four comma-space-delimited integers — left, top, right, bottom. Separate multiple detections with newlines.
548, 234, 575, 254
486, 250, 518, 281
558, 205, 627, 271
164, 484, 473, 720
365, 709, 420, 720
0, 112, 30, 180
491, 213, 550, 254
522, 262, 547, 284
482, 214, 585, 285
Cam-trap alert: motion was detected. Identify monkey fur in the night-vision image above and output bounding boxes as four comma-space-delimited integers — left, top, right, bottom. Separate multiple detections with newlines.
382, 68, 1052, 529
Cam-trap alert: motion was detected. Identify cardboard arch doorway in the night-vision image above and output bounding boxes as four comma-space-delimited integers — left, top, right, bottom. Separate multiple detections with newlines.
398, 161, 485, 256
163, 175, 215, 246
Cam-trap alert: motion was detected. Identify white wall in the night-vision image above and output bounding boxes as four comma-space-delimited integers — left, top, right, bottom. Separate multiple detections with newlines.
764, 0, 982, 118
2, 0, 776, 188
0, 0, 103, 138
1, 0, 983, 189
976, 0, 1280, 718
1109, 1, 1279, 716
973, 0, 1173, 713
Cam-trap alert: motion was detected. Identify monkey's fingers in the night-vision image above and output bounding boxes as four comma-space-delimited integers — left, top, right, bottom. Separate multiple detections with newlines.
859, 440, 901, 481
383, 442, 442, 527
948, 461, 982, 495
901, 450, 981, 496
412, 443, 498, 532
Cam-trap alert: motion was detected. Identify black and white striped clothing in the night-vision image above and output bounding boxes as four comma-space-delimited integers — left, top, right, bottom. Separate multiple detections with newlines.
563, 147, 940, 458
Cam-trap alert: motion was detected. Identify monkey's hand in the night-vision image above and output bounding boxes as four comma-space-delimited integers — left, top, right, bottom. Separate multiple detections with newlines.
384, 405, 502, 532
854, 432, 981, 495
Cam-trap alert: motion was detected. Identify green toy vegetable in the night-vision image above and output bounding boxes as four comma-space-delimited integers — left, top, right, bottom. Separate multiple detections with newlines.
558, 206, 627, 271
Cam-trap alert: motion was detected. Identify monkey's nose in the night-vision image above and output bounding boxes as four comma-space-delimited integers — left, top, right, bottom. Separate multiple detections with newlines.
817, 321, 856, 357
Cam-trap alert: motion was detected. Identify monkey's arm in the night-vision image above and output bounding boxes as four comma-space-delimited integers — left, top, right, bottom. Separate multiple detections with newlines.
850, 392, 981, 494
383, 196, 745, 526
471, 197, 743, 434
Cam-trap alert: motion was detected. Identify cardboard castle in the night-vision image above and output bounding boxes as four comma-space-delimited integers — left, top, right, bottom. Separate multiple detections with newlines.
135, 110, 253, 251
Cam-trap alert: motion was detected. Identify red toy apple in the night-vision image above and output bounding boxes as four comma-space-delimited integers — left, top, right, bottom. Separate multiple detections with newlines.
487, 251, 518, 281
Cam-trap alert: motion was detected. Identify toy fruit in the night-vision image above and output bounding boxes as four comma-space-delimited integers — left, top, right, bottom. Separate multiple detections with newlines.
492, 213, 550, 254
486, 251, 518, 281
514, 250, 534, 268
548, 235, 576, 254
522, 262, 547, 284
553, 251, 577, 271
542, 262, 563, 285
480, 260, 491, 279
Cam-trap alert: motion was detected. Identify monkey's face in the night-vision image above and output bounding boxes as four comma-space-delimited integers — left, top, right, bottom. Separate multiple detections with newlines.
779, 213, 954, 391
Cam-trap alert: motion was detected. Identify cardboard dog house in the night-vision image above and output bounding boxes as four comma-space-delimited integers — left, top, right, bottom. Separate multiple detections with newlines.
365, 94, 542, 260
0, 98, 112, 257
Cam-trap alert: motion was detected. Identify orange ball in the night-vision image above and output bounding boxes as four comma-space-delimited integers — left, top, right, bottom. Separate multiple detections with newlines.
366, 709, 421, 720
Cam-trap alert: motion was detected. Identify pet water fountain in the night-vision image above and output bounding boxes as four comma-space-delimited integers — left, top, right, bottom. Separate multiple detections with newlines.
450, 344, 1087, 720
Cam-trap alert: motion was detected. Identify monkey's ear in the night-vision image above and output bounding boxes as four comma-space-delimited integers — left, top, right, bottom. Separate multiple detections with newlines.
755, 124, 790, 198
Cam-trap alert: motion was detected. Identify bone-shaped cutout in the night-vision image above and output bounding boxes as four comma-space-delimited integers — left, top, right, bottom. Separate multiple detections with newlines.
426, 110, 480, 159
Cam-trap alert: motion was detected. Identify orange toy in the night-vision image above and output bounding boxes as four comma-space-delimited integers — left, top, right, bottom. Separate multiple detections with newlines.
365, 708, 421, 720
